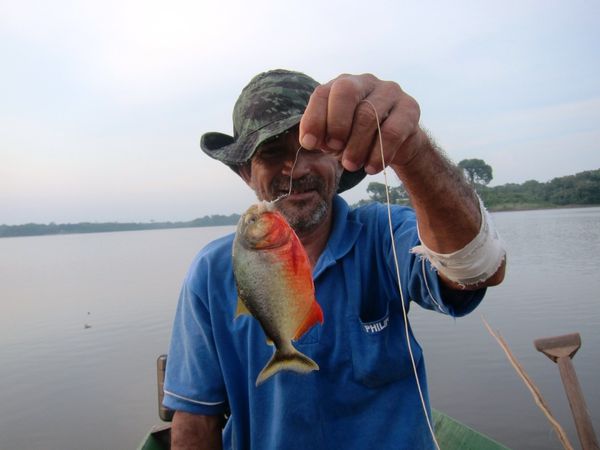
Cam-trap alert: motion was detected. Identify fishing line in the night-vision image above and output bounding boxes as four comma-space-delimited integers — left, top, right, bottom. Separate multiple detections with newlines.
271, 145, 303, 204
362, 99, 441, 450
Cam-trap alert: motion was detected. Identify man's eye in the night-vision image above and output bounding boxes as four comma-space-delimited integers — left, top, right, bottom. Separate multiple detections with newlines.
257, 149, 281, 160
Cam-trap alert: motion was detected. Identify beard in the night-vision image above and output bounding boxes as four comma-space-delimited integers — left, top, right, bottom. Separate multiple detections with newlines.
267, 173, 332, 234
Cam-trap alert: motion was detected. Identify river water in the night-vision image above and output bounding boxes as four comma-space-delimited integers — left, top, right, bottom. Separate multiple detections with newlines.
0, 207, 598, 450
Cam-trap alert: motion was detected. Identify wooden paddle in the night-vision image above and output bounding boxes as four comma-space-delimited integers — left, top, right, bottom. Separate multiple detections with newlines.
534, 333, 599, 450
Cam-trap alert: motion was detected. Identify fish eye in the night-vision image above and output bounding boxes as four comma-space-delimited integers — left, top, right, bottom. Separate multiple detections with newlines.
246, 215, 257, 225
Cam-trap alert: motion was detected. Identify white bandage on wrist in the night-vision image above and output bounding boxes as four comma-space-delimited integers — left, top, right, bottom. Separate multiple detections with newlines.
410, 198, 506, 286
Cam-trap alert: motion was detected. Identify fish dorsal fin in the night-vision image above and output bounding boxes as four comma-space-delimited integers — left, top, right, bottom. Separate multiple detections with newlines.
235, 297, 251, 318
293, 299, 324, 340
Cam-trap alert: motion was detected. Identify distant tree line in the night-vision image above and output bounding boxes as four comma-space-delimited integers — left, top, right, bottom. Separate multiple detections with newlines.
0, 214, 241, 238
358, 164, 600, 211
478, 169, 600, 209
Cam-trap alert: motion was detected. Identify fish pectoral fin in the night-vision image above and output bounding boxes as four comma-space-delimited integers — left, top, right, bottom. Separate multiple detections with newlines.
293, 299, 324, 340
234, 297, 251, 318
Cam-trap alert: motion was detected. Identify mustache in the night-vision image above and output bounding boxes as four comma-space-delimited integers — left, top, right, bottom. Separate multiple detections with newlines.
270, 174, 326, 196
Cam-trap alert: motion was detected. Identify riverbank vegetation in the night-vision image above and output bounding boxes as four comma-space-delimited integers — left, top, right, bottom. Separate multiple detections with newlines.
2, 167, 598, 238
0, 214, 240, 238
360, 167, 600, 212
479, 169, 600, 210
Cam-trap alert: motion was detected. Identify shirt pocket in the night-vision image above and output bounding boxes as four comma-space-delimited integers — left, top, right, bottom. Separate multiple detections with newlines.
348, 301, 422, 388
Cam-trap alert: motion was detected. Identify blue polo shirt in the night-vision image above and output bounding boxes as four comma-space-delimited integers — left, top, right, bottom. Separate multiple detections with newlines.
163, 196, 485, 449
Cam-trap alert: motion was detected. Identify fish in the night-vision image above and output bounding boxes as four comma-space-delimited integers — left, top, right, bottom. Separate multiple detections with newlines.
232, 201, 324, 386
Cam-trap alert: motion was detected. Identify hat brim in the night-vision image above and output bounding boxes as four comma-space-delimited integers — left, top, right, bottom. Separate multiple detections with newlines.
200, 116, 366, 193
201, 115, 303, 165
337, 167, 366, 193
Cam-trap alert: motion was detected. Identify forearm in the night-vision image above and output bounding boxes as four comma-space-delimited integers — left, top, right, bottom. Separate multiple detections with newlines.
171, 411, 224, 450
391, 128, 506, 289
391, 128, 480, 253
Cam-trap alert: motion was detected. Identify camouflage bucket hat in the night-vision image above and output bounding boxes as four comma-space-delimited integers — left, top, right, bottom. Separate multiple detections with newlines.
200, 69, 366, 193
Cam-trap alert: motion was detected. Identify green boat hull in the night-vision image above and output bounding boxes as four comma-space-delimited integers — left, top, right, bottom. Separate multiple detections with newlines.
431, 409, 509, 449
137, 409, 509, 450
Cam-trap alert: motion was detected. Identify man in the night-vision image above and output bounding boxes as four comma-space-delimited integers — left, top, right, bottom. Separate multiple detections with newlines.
163, 69, 506, 449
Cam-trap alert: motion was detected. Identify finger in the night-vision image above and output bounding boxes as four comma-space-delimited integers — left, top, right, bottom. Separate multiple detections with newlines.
340, 101, 379, 172
362, 88, 421, 172
379, 94, 421, 168
299, 83, 332, 150
365, 119, 402, 175
362, 106, 408, 173
342, 95, 395, 173
324, 76, 364, 152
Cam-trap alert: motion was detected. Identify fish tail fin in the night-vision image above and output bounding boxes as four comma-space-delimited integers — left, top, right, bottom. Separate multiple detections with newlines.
256, 347, 319, 386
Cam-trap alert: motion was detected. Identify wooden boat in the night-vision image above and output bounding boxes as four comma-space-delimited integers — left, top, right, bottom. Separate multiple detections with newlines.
137, 409, 510, 450
140, 356, 510, 449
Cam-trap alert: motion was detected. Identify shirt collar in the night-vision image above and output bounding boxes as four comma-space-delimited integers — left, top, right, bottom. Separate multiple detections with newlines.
313, 195, 363, 279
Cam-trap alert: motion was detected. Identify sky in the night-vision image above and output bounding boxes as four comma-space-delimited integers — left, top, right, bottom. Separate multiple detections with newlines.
1, 0, 599, 225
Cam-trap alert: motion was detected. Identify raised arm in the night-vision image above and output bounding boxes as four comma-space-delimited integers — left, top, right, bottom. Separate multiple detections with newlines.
299, 73, 505, 289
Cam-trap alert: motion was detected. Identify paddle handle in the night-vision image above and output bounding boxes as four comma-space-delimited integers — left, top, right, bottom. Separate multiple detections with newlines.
557, 356, 599, 450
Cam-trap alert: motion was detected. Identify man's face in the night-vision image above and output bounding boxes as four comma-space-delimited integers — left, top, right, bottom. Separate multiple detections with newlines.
240, 127, 342, 234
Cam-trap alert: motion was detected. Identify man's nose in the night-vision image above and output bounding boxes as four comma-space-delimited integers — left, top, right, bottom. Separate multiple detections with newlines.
281, 148, 310, 178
